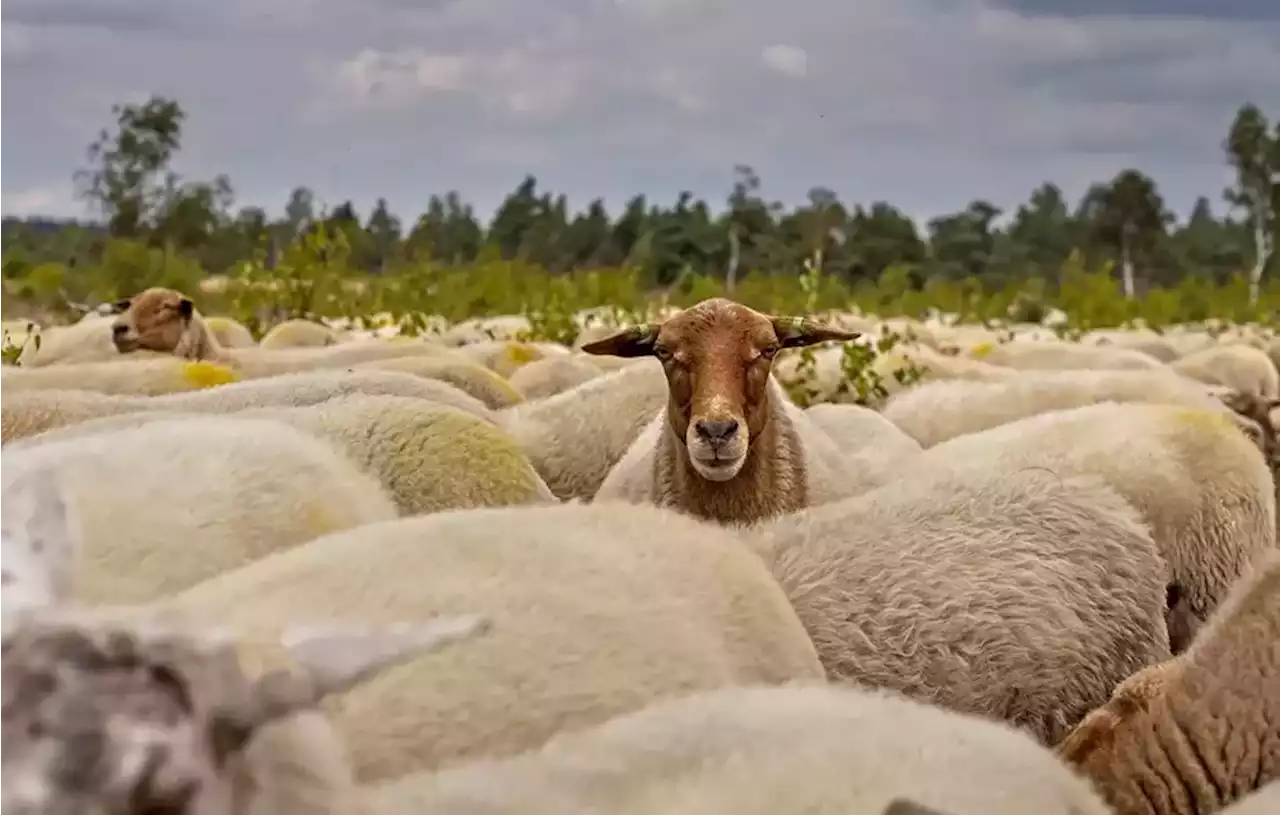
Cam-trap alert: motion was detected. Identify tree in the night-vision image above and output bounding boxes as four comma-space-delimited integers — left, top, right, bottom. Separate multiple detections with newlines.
1080, 170, 1171, 298
365, 198, 402, 272
1224, 103, 1277, 304
74, 96, 186, 238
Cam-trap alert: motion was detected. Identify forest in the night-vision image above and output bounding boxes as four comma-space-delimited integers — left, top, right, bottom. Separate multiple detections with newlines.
2, 96, 1278, 334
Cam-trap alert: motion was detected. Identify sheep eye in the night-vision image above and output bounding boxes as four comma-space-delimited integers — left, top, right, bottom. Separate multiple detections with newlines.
760, 345, 780, 359
654, 345, 674, 363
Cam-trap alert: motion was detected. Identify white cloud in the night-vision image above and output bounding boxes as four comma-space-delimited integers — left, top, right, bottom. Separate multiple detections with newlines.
760, 44, 808, 79
1, 184, 84, 218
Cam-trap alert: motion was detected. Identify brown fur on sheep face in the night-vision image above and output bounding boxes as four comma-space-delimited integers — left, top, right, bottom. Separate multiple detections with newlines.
580, 298, 859, 482
111, 288, 199, 356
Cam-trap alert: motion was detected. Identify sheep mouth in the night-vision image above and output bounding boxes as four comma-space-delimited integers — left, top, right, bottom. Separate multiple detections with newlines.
690, 452, 746, 482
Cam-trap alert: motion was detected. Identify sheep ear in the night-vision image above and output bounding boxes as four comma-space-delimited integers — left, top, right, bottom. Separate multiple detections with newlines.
278, 615, 490, 700
1, 467, 77, 600
881, 799, 952, 815
176, 298, 194, 319
578, 325, 660, 358
771, 316, 860, 349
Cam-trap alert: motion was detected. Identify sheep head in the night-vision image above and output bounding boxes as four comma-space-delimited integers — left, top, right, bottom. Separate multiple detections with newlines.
112, 288, 198, 356
1218, 390, 1280, 470
580, 298, 859, 482
1, 614, 490, 814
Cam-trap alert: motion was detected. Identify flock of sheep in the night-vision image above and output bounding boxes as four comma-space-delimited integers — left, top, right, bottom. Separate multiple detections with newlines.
1, 286, 1278, 815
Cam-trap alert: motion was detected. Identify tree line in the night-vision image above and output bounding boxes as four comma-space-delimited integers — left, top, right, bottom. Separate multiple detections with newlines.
2, 96, 1278, 304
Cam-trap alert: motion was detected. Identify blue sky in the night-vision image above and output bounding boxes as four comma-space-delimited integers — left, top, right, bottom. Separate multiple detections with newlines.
2, 0, 1278, 226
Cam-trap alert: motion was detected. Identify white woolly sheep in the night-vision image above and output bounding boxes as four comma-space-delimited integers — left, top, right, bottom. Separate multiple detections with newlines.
2, 356, 242, 396
154, 501, 826, 780
1171, 342, 1280, 398
804, 403, 923, 488
0, 610, 489, 815
260, 318, 342, 348
450, 339, 554, 378
1059, 549, 1280, 814
12, 396, 554, 516
0, 465, 78, 631
437, 314, 532, 346
356, 354, 525, 408
204, 314, 257, 348
507, 354, 603, 400
1082, 329, 1181, 363
0, 416, 398, 606
890, 401, 1276, 652
745, 467, 1172, 745
583, 298, 866, 525
500, 359, 671, 500
14, 313, 138, 367
881, 369, 1233, 448
971, 339, 1166, 371
1, 368, 493, 445
366, 683, 1111, 815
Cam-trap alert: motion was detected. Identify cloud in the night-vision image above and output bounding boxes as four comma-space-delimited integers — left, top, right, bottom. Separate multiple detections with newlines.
2, 0, 1278, 225
1, 183, 84, 219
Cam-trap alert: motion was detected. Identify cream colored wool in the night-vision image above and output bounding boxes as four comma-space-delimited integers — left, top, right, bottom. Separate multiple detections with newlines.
507, 355, 603, 400
204, 315, 257, 348
746, 467, 1171, 745
260, 318, 342, 348
1, 357, 241, 396
156, 502, 825, 781
356, 354, 525, 409
973, 339, 1167, 371
1171, 342, 1280, 398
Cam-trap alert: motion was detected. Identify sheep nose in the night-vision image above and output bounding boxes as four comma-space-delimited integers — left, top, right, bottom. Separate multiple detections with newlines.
695, 419, 739, 442
112, 324, 128, 338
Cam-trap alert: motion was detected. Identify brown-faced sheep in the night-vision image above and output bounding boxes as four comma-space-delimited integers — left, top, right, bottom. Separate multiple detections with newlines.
1059, 550, 1280, 814
583, 298, 865, 525
885, 401, 1277, 652
153, 502, 826, 780
745, 467, 1172, 745
368, 683, 1112, 815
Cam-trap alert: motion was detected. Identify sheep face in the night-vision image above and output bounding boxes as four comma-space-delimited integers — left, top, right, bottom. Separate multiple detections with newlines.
1, 615, 489, 815
1056, 657, 1182, 765
112, 288, 196, 354
580, 297, 858, 482
1219, 390, 1280, 472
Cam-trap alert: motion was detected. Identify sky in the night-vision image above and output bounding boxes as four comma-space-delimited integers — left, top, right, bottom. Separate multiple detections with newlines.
2, 0, 1279, 228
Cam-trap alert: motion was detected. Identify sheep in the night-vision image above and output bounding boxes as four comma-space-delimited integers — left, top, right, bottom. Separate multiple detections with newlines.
0, 416, 399, 606
804, 403, 923, 489
356, 354, 525, 408
507, 354, 603, 400
438, 314, 532, 345
971, 339, 1167, 371
204, 314, 257, 348
260, 318, 342, 348
12, 313, 131, 367
881, 369, 1234, 448
1082, 329, 1182, 363
773, 341, 1013, 408
1, 464, 78, 631
1218, 391, 1279, 475
888, 401, 1276, 653
583, 298, 866, 525
1, 369, 494, 445
451, 339, 554, 378
1218, 784, 1280, 815
2, 356, 241, 396
11, 396, 554, 516
1171, 342, 1280, 398
745, 467, 1172, 745
110, 287, 446, 374
1059, 550, 1280, 814
0, 610, 489, 815
499, 359, 671, 500
153, 502, 826, 780
365, 683, 1112, 815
